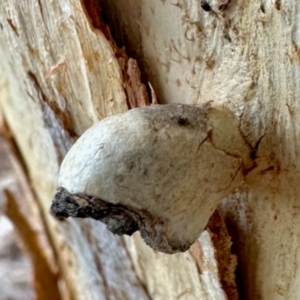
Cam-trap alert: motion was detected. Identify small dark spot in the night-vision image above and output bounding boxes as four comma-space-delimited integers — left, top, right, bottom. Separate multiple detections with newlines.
115, 173, 125, 182
250, 150, 256, 160
274, 214, 278, 220
195, 56, 201, 62
0, 23, 3, 30
176, 79, 182, 87
260, 4, 265, 13
205, 58, 215, 70
201, 0, 211, 12
124, 160, 135, 171
176, 116, 189, 125
275, 0, 281, 10
224, 33, 232, 42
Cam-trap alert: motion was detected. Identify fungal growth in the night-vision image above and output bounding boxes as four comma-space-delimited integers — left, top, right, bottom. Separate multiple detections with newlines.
51, 104, 251, 253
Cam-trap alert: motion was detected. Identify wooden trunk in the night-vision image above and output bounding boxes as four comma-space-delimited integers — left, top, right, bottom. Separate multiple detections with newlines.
1, 1, 299, 299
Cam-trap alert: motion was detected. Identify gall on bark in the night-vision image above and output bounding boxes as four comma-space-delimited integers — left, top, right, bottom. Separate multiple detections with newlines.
51, 104, 251, 253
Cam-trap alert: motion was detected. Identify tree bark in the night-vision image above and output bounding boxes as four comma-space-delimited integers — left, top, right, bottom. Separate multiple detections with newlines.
0, 0, 298, 299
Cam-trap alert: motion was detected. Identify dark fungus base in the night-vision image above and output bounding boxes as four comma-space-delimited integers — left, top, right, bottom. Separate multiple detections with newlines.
50, 187, 190, 253
51, 187, 144, 235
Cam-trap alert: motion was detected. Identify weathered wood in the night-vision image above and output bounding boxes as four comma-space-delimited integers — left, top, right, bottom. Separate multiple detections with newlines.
0, 1, 230, 299
96, 1, 300, 299
0, 134, 62, 300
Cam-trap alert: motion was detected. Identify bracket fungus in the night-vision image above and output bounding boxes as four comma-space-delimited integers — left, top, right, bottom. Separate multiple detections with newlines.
51, 104, 252, 253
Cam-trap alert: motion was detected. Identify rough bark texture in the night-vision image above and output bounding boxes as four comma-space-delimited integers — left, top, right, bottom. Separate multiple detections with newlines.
99, 1, 300, 299
1, 0, 298, 299
0, 1, 233, 299
0, 135, 62, 300
0, 218, 33, 300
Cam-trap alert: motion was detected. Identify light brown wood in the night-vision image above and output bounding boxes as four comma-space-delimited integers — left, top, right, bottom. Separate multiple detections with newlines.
99, 1, 300, 299
0, 1, 228, 299
1, 0, 299, 299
